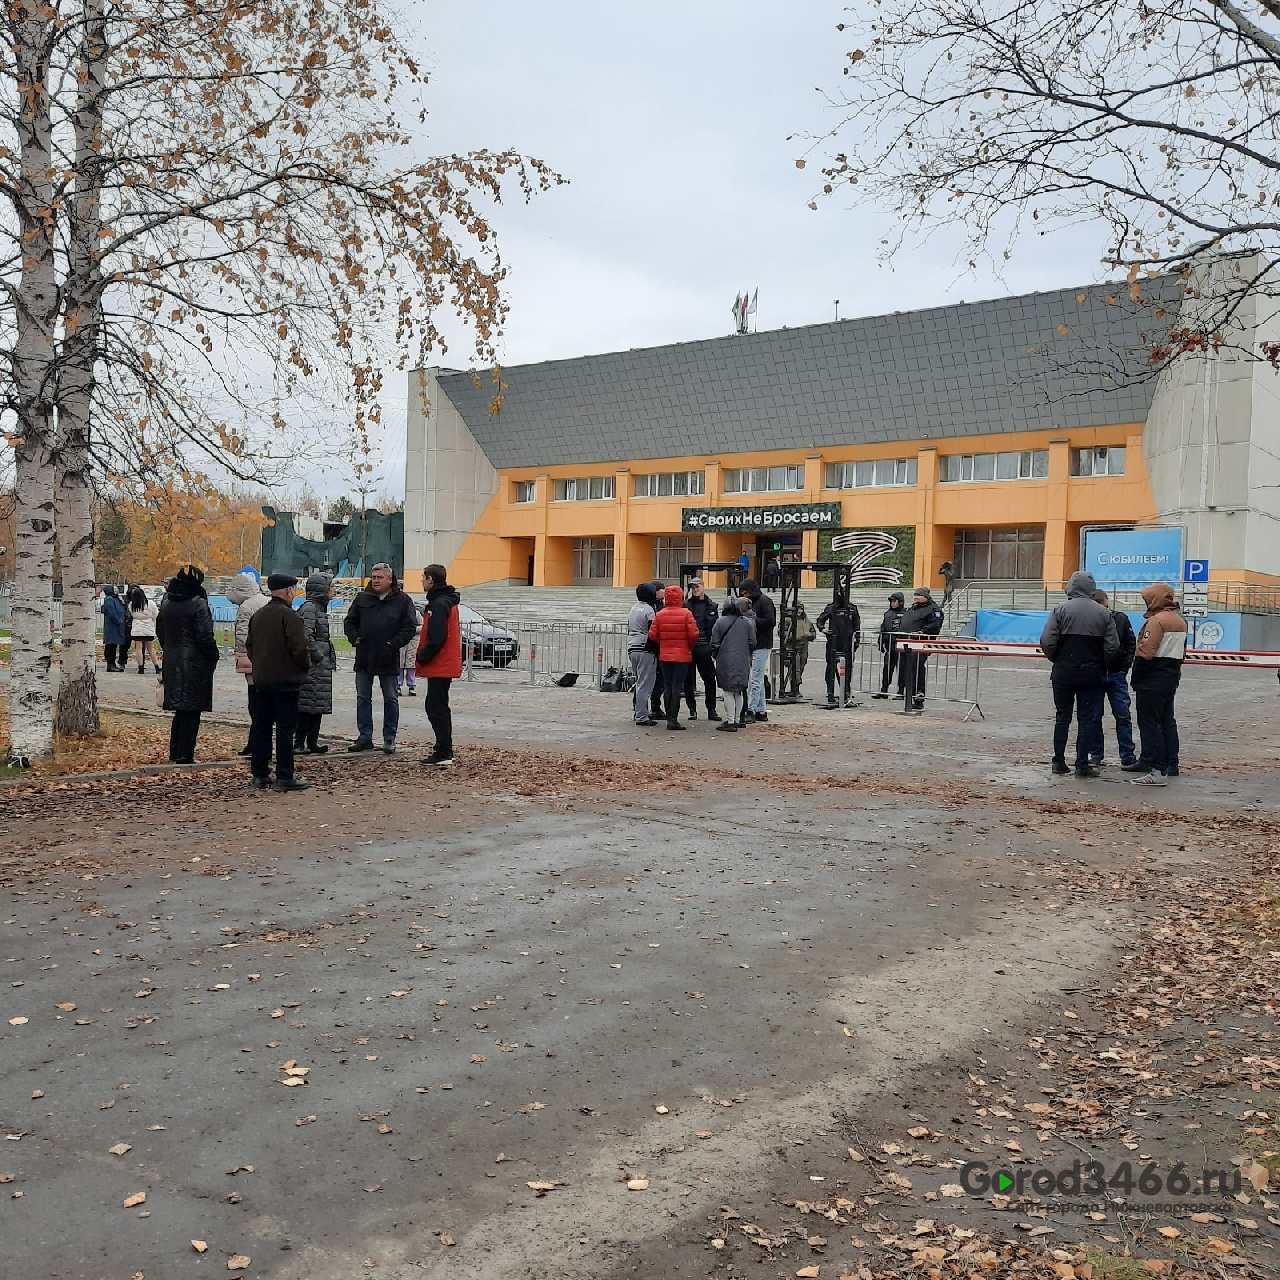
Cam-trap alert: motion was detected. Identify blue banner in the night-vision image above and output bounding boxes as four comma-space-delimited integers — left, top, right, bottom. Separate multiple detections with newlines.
975, 608, 1241, 652
1083, 528, 1182, 585
1187, 614, 1240, 651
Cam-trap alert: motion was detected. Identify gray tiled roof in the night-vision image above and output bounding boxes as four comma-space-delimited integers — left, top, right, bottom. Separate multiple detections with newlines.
436, 282, 1179, 469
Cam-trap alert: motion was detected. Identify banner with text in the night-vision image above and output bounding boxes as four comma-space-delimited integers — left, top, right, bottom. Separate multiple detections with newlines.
682, 501, 843, 534
1083, 528, 1183, 585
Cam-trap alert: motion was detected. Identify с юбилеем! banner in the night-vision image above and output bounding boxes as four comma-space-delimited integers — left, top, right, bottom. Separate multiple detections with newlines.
1082, 528, 1183, 585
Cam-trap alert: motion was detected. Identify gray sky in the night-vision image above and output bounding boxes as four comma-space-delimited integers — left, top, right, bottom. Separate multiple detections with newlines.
365, 0, 1110, 493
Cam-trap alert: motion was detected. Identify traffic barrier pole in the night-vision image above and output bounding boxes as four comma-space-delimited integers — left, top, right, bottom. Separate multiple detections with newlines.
837, 654, 847, 708
595, 646, 604, 690
465, 639, 474, 682
528, 641, 537, 686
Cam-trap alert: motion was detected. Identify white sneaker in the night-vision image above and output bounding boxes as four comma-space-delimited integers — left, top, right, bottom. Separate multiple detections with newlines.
1132, 771, 1167, 786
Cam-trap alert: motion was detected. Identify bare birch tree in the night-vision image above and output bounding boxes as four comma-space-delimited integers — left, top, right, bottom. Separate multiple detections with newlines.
808, 0, 1280, 360
2, 0, 560, 760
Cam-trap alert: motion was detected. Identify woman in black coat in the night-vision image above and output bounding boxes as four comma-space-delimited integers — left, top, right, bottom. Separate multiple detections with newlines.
156, 566, 220, 763
295, 573, 336, 754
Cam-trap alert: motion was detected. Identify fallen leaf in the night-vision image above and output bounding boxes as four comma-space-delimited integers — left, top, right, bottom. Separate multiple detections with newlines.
0, 1175, 14, 1184
55, 1003, 75, 1012
1205, 1237, 1234, 1254
939, 1184, 965, 1197
7, 1017, 27, 1026
1158, 1227, 1180, 1238
439, 1233, 454, 1246
913, 1248, 946, 1264
494, 1152, 508, 1163
696, 1130, 714, 1139
470, 1054, 485, 1064
122, 1191, 146, 1208
377, 1124, 392, 1135
517, 1102, 545, 1113
279, 1078, 307, 1087
627, 1177, 649, 1190
295, 1115, 317, 1126
655, 1105, 669, 1115
527, 1180, 558, 1194
108, 1143, 132, 1156
1191, 1212, 1224, 1224
907, 1126, 929, 1138
847, 1148, 865, 1162
797, 1268, 821, 1278
191, 1240, 208, 1253
227, 1256, 251, 1271
1246, 1162, 1271, 1193
30, 1090, 43, 1099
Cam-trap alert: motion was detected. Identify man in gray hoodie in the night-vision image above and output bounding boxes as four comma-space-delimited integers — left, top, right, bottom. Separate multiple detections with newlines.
1039, 571, 1120, 778
627, 583, 658, 727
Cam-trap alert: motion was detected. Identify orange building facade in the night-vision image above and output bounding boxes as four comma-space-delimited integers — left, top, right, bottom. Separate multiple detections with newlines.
404, 278, 1280, 592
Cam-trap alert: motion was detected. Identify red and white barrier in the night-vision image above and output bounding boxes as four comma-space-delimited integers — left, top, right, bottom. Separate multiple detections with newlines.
898, 637, 1280, 669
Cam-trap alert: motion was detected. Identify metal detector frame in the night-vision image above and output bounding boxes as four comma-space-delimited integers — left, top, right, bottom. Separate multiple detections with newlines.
678, 561, 746, 603
771, 561, 856, 704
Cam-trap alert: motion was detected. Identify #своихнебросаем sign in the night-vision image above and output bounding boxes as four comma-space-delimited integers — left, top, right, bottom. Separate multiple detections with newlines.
681, 502, 843, 534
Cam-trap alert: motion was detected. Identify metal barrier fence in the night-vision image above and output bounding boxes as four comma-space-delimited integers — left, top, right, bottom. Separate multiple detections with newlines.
468, 619, 632, 687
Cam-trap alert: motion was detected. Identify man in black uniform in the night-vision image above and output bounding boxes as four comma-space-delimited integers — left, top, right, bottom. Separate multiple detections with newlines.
898, 587, 945, 712
874, 591, 905, 698
682, 578, 721, 720
816, 595, 861, 707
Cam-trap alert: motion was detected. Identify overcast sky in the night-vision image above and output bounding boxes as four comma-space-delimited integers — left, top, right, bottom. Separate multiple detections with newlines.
362, 0, 1111, 495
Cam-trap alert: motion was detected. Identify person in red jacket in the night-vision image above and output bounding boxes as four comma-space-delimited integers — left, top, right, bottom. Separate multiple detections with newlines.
648, 585, 700, 730
415, 563, 462, 766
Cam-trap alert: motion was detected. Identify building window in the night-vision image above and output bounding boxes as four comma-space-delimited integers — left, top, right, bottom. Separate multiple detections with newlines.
1070, 446, 1126, 477
722, 465, 802, 494
572, 536, 614, 584
953, 526, 1045, 580
939, 450, 1049, 483
511, 480, 535, 504
653, 536, 704, 581
632, 471, 705, 498
824, 458, 917, 489
552, 475, 615, 502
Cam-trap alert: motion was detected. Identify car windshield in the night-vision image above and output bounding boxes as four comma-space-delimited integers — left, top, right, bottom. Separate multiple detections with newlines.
456, 604, 488, 625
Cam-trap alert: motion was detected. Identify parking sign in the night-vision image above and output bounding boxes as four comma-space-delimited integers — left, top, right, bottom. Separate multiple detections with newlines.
1183, 559, 1209, 583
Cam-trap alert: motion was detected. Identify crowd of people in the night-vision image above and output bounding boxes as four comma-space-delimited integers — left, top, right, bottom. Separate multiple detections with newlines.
114, 558, 1188, 793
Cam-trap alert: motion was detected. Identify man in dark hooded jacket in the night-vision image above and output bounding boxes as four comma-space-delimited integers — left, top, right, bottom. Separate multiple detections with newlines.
816, 596, 861, 707
682, 579, 720, 720
898, 588, 944, 711
1039, 570, 1120, 778
1086, 588, 1137, 768
874, 591, 906, 698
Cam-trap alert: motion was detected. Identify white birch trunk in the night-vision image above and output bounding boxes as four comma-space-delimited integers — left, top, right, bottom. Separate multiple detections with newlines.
7, 0, 59, 765
53, 0, 106, 738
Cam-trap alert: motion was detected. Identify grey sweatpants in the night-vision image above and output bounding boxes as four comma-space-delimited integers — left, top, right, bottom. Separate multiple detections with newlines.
629, 649, 657, 723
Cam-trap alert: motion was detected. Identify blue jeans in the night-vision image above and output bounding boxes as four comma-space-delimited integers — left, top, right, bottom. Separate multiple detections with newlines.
355, 670, 399, 744
1085, 672, 1136, 763
1052, 682, 1104, 767
747, 647, 770, 714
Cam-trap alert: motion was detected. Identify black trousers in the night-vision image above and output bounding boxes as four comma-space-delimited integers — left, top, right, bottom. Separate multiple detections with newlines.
294, 711, 323, 749
249, 687, 299, 781
880, 645, 899, 693
426, 677, 454, 757
660, 661, 690, 724
825, 644, 853, 699
169, 710, 201, 762
104, 643, 122, 669
902, 651, 929, 700
1135, 686, 1178, 774
683, 645, 717, 711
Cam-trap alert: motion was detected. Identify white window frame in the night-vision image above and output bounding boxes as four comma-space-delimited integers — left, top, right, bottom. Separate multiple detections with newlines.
722, 465, 803, 494
824, 458, 918, 489
939, 450, 1049, 483
553, 476, 616, 502
511, 480, 535, 504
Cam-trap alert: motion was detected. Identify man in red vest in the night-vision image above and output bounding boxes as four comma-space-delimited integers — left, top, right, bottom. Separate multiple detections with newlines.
415, 563, 462, 766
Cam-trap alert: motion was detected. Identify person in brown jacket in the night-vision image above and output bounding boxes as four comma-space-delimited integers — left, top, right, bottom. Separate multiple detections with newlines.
1122, 582, 1188, 786
245, 574, 312, 792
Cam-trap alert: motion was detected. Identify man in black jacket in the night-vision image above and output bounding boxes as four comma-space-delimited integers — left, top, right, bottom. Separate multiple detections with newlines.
898, 588, 945, 711
816, 596, 861, 707
682, 579, 721, 720
245, 574, 311, 791
343, 562, 419, 754
739, 579, 776, 724
873, 591, 905, 698
1038, 571, 1121, 778
1087, 589, 1137, 768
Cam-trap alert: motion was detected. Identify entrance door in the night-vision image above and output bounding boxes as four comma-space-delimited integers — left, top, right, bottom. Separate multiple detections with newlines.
755, 533, 801, 587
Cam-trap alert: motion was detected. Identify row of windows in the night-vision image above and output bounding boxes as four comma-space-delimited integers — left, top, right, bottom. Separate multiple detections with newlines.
512, 446, 1127, 504
824, 458, 917, 490
939, 450, 1049, 483
633, 471, 705, 497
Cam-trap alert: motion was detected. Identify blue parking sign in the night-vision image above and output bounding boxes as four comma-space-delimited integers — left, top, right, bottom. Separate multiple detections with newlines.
1183, 559, 1209, 583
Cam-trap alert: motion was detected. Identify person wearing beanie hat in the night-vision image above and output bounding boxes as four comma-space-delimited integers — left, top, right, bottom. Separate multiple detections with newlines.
1039, 570, 1121, 778
874, 591, 907, 698
816, 593, 861, 707
245, 572, 312, 790
156, 566, 219, 763
898, 587, 945, 712
266, 573, 297, 591
627, 582, 659, 726
295, 573, 337, 755
225, 569, 269, 756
